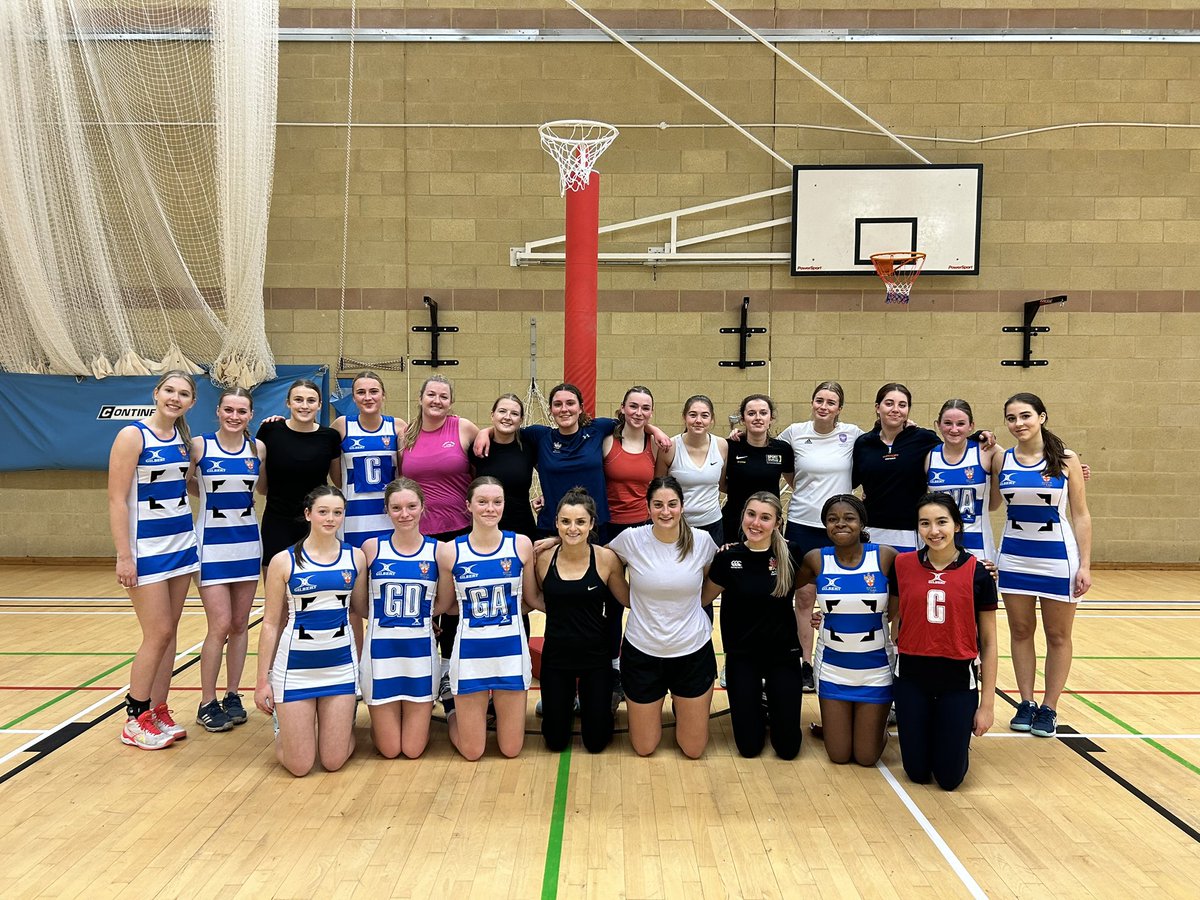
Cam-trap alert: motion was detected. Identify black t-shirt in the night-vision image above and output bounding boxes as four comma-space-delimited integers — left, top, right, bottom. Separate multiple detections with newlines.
707, 542, 801, 658
721, 437, 795, 538
852, 425, 940, 530
540, 546, 611, 669
256, 419, 341, 520
469, 439, 538, 538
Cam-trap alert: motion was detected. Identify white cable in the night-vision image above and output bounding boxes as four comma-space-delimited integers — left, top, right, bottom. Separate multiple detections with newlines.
560, 0, 791, 169
702, 0, 930, 164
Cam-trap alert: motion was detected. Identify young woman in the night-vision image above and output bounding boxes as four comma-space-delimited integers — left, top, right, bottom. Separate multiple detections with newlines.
797, 495, 897, 767
332, 371, 404, 549
892, 493, 998, 790
254, 486, 367, 776
926, 399, 1003, 562
608, 476, 719, 759
721, 394, 794, 543
703, 492, 803, 760
190, 386, 265, 733
535, 489, 629, 753
657, 395, 728, 546
993, 393, 1092, 738
360, 478, 444, 759
255, 378, 341, 564
469, 393, 538, 540
108, 371, 200, 750
434, 477, 538, 760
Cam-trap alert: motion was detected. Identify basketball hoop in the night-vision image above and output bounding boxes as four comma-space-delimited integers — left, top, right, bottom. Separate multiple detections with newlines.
871, 251, 926, 304
538, 119, 619, 197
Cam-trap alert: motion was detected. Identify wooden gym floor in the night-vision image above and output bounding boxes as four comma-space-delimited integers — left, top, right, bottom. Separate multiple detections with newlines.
0, 565, 1197, 898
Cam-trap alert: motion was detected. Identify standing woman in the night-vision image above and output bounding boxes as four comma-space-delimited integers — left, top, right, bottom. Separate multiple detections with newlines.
722, 394, 794, 543
926, 399, 1002, 562
608, 476, 720, 758
703, 492, 804, 760
892, 493, 998, 790
535, 488, 630, 754
468, 393, 537, 540
255, 378, 341, 564
993, 393, 1091, 738
254, 486, 367, 776
191, 386, 265, 733
108, 371, 200, 749
332, 371, 404, 548
435, 477, 538, 760
657, 395, 729, 546
796, 495, 897, 766
360, 478, 443, 759
400, 375, 480, 695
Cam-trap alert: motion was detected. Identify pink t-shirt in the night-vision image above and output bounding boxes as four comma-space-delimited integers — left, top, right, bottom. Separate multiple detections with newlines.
401, 415, 471, 536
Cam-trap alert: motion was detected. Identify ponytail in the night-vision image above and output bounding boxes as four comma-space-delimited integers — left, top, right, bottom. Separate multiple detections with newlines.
1005, 392, 1068, 479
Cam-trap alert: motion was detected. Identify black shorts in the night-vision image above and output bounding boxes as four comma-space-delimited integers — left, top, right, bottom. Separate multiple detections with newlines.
620, 639, 717, 703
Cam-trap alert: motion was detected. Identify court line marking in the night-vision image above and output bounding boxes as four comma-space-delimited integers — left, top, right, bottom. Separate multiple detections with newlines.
876, 761, 987, 900
984, 733, 1200, 740
540, 743, 572, 900
1, 657, 135, 730
0, 611, 212, 616
1068, 691, 1200, 777
0, 729, 49, 735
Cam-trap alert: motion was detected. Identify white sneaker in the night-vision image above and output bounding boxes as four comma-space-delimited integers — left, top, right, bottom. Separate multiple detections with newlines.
152, 703, 188, 740
121, 710, 175, 750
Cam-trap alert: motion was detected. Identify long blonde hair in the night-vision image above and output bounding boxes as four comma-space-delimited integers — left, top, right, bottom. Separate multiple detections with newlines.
404, 375, 454, 451
154, 370, 197, 447
741, 491, 794, 598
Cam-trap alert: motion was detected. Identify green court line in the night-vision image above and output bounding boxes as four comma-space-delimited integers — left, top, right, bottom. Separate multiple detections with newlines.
1068, 691, 1200, 778
1, 656, 135, 729
540, 744, 572, 900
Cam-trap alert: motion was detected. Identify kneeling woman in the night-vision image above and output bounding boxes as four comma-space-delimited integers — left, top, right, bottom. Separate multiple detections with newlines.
360, 478, 445, 759
797, 495, 897, 767
608, 476, 719, 759
435, 477, 538, 760
892, 493, 998, 790
536, 488, 629, 754
255, 487, 368, 776
704, 492, 804, 759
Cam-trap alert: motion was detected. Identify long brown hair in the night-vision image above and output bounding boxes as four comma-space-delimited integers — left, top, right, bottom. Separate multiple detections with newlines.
1005, 392, 1068, 479
647, 475, 693, 562
292, 485, 346, 569
614, 385, 653, 439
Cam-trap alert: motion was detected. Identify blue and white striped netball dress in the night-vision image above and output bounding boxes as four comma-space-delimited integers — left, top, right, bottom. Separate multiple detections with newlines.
195, 434, 261, 586
996, 449, 1080, 603
362, 536, 440, 704
927, 441, 994, 562
270, 545, 359, 701
450, 532, 530, 695
340, 415, 398, 547
814, 543, 894, 704
126, 422, 198, 585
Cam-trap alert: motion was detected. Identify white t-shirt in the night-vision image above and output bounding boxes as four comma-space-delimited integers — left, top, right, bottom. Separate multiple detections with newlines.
779, 421, 863, 528
608, 525, 719, 658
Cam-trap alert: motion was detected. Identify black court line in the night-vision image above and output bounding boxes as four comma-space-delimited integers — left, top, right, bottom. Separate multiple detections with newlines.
0, 617, 263, 786
995, 689, 1200, 844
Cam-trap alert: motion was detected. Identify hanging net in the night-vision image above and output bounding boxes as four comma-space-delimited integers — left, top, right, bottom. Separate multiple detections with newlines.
870, 251, 926, 305
0, 1, 278, 386
538, 119, 619, 198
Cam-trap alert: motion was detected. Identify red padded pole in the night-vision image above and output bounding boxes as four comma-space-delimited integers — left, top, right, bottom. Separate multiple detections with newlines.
563, 172, 599, 416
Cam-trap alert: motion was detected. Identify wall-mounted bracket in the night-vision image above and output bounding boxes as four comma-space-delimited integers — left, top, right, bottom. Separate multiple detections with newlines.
1001, 295, 1066, 367
410, 296, 459, 368
718, 296, 767, 368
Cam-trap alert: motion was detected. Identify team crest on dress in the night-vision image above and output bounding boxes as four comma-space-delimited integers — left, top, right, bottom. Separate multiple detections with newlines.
863, 573, 876, 589
342, 570, 353, 585
419, 561, 431, 576
1042, 472, 1052, 483
964, 467, 976, 481
177, 446, 188, 460
382, 435, 392, 448
768, 557, 777, 576
245, 459, 255, 472
501, 558, 512, 574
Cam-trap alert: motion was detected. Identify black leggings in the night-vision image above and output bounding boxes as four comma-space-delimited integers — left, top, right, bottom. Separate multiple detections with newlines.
540, 663, 614, 754
725, 651, 804, 760
893, 677, 978, 790
260, 512, 307, 567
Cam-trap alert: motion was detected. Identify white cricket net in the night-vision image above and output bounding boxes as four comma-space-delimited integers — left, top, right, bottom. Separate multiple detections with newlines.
0, 1, 278, 386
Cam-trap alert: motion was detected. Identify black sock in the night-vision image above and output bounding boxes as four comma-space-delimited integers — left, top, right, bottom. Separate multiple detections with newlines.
126, 694, 150, 719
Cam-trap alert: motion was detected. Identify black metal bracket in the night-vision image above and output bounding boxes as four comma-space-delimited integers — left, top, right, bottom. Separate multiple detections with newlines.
410, 296, 458, 368
718, 296, 766, 368
1001, 295, 1067, 368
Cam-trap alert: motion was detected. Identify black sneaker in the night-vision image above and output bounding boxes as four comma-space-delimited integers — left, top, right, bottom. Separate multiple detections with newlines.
611, 670, 625, 712
196, 699, 233, 733
438, 672, 453, 709
1031, 704, 1058, 738
1010, 699, 1039, 732
222, 692, 248, 725
801, 662, 815, 693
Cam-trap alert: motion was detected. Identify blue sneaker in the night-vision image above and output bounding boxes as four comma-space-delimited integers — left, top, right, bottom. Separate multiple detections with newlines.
1010, 699, 1038, 732
1031, 704, 1058, 738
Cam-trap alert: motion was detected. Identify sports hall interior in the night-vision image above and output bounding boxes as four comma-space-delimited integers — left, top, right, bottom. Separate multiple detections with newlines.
1, 2, 1198, 897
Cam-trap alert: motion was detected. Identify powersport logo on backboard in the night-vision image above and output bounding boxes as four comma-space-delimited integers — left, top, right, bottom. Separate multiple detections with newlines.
97, 405, 156, 420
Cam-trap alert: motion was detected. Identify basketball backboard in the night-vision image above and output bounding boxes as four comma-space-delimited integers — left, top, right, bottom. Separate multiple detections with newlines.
790, 164, 982, 276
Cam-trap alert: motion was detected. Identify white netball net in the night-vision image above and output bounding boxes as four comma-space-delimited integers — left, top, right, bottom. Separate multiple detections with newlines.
0, 1, 278, 386
538, 119, 619, 197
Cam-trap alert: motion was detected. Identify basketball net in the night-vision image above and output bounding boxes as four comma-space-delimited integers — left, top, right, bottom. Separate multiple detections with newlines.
871, 252, 926, 305
538, 120, 619, 197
